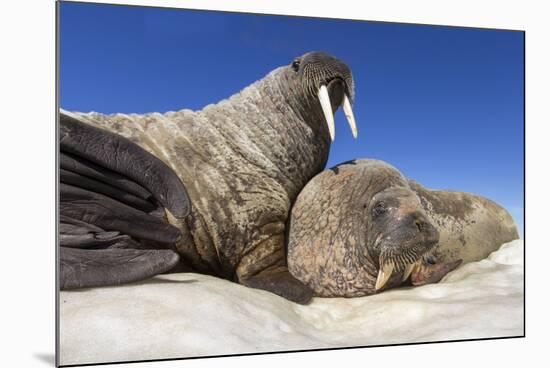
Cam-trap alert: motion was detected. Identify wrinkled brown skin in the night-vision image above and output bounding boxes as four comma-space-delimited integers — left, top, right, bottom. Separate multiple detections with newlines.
287, 159, 519, 297
66, 52, 354, 304
407, 179, 519, 266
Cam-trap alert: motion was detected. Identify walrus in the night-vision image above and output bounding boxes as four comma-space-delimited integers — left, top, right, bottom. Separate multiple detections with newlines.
59, 51, 358, 304
287, 159, 519, 297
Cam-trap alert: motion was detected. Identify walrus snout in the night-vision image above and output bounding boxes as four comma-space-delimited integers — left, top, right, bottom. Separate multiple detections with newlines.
384, 210, 439, 248
295, 51, 354, 100
374, 209, 440, 291
413, 213, 440, 246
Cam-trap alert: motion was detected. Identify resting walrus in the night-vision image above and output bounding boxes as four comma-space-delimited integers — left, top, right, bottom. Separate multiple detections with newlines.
287, 159, 519, 297
59, 51, 358, 304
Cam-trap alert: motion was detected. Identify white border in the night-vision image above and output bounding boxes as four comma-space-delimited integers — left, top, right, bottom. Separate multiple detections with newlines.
2, 1, 548, 367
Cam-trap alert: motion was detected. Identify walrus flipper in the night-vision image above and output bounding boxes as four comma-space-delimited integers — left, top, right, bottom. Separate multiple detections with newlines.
242, 267, 314, 305
60, 183, 182, 244
60, 247, 180, 289
59, 215, 139, 249
59, 110, 192, 289
59, 209, 181, 288
60, 168, 157, 212
409, 259, 463, 286
59, 110, 191, 219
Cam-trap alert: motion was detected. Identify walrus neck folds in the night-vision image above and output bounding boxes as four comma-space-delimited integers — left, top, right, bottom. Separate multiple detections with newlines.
198, 67, 332, 198
158, 67, 337, 277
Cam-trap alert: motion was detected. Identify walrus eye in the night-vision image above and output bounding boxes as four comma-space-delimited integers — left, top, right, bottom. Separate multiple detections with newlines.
372, 202, 387, 217
291, 59, 301, 72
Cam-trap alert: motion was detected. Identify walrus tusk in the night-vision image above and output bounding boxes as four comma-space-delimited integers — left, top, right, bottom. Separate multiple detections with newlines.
375, 262, 394, 291
402, 259, 422, 282
318, 85, 335, 141
342, 94, 358, 139
402, 262, 415, 282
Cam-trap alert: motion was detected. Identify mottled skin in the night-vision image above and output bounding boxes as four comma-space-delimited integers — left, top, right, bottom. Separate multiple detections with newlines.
287, 159, 518, 297
288, 159, 439, 297
408, 179, 519, 265
66, 52, 355, 303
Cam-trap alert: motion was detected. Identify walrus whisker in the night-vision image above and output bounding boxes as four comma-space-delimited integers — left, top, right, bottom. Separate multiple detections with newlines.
379, 244, 434, 284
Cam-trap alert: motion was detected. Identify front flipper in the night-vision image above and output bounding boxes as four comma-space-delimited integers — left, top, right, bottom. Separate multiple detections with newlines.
410, 259, 463, 286
60, 247, 180, 289
60, 152, 153, 201
59, 215, 138, 249
236, 234, 313, 304
60, 110, 190, 219
59, 110, 193, 290
60, 183, 181, 244
60, 168, 156, 212
241, 266, 313, 305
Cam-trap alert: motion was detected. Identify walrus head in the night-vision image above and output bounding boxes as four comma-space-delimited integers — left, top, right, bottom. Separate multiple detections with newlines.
287, 159, 440, 297
367, 186, 439, 290
286, 51, 356, 141
258, 51, 357, 142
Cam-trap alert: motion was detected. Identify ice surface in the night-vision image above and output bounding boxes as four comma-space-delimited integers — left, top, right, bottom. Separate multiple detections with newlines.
59, 240, 524, 366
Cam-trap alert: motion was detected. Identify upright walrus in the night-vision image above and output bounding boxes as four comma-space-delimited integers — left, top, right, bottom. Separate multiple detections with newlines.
287, 159, 519, 297
59, 52, 358, 304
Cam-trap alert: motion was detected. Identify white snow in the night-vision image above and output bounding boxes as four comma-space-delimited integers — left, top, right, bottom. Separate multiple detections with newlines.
59, 239, 524, 366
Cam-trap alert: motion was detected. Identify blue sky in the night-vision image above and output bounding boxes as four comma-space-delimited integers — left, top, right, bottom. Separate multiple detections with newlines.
59, 2, 524, 235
